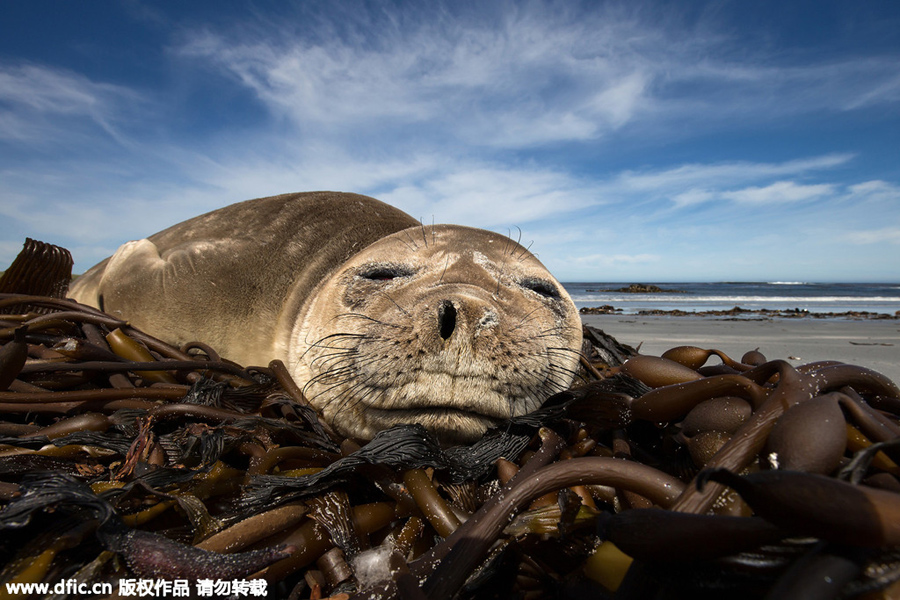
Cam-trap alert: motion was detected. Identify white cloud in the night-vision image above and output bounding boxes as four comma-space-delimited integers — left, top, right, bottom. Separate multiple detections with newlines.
721, 181, 836, 205
846, 180, 900, 202
1, 3, 898, 284
174, 6, 671, 147
379, 165, 601, 227
615, 154, 853, 194
0, 64, 137, 144
842, 227, 900, 245
174, 3, 900, 150
670, 188, 716, 208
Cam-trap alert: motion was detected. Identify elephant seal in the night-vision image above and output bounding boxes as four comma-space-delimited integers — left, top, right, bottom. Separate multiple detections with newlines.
70, 192, 583, 444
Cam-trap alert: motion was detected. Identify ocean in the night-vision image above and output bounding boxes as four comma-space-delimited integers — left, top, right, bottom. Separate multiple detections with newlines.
563, 282, 900, 316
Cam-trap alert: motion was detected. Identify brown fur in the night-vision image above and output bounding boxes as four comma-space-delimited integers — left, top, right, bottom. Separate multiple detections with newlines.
70, 192, 583, 443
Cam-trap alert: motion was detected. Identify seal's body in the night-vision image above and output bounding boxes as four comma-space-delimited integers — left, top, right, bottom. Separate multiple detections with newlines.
70, 192, 583, 443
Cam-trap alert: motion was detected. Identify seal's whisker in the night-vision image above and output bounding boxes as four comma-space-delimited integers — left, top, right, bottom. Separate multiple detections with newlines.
308, 348, 358, 366
309, 332, 368, 348
512, 226, 523, 257
438, 255, 450, 284
301, 327, 365, 348
419, 219, 429, 248
310, 351, 357, 371
541, 356, 582, 381
501, 227, 514, 258
399, 228, 421, 252
542, 349, 585, 372
311, 351, 393, 385
529, 331, 580, 343
501, 226, 524, 259
516, 240, 534, 262
333, 313, 405, 329
542, 345, 584, 360
304, 340, 391, 386
306, 355, 393, 402
327, 368, 393, 415
374, 290, 411, 317
299, 332, 369, 361
542, 355, 584, 386
398, 237, 419, 253
508, 308, 544, 332
520, 323, 583, 340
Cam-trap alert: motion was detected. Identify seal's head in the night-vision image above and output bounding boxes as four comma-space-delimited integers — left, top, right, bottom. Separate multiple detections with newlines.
290, 224, 583, 444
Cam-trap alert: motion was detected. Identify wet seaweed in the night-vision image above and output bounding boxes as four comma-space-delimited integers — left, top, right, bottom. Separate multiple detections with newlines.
2, 241, 900, 599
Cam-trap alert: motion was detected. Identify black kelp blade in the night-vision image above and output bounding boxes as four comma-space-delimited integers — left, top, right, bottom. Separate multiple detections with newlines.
0, 472, 114, 528
247, 389, 586, 509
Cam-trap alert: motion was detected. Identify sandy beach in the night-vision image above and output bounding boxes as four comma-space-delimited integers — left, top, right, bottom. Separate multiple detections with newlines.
581, 314, 900, 384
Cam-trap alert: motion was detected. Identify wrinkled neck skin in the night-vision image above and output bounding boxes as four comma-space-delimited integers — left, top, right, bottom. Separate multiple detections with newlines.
287, 224, 583, 445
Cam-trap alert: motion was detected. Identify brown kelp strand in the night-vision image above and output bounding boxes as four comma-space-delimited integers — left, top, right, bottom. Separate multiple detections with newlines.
764, 393, 848, 474
252, 502, 398, 582
347, 427, 569, 600
680, 395, 753, 437
105, 328, 178, 385
672, 360, 822, 515
763, 543, 867, 600
0, 326, 27, 391
699, 468, 900, 547
839, 439, 900, 485
622, 355, 704, 386
196, 503, 309, 553
660, 345, 752, 372
19, 358, 254, 379
2, 286, 900, 598
597, 509, 785, 563
402, 468, 462, 538
418, 455, 686, 600
0, 294, 108, 316
98, 520, 296, 580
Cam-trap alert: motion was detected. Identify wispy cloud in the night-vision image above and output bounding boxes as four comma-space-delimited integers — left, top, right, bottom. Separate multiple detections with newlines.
614, 154, 853, 195
175, 8, 658, 148
720, 181, 836, 205
0, 64, 137, 144
1, 2, 898, 282
842, 227, 900, 245
379, 165, 601, 227
175, 3, 900, 150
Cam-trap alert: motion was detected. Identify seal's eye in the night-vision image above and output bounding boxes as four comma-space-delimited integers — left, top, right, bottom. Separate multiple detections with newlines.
358, 265, 415, 281
519, 278, 559, 299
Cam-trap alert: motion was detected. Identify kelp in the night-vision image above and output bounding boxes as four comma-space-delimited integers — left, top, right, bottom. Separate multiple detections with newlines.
1, 241, 900, 599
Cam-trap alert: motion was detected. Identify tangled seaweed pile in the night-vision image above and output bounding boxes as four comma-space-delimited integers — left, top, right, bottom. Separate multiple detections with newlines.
1, 249, 900, 599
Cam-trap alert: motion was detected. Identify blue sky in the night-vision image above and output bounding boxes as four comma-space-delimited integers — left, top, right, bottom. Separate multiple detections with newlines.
1, 1, 898, 282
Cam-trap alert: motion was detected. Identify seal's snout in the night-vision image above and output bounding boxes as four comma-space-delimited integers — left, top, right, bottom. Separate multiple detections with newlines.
437, 300, 457, 340
434, 295, 500, 345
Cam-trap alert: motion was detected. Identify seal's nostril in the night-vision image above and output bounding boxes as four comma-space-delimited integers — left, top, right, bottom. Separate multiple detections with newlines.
438, 300, 456, 341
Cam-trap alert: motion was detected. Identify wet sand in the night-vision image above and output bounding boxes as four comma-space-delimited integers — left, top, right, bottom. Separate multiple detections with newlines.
581, 314, 900, 384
